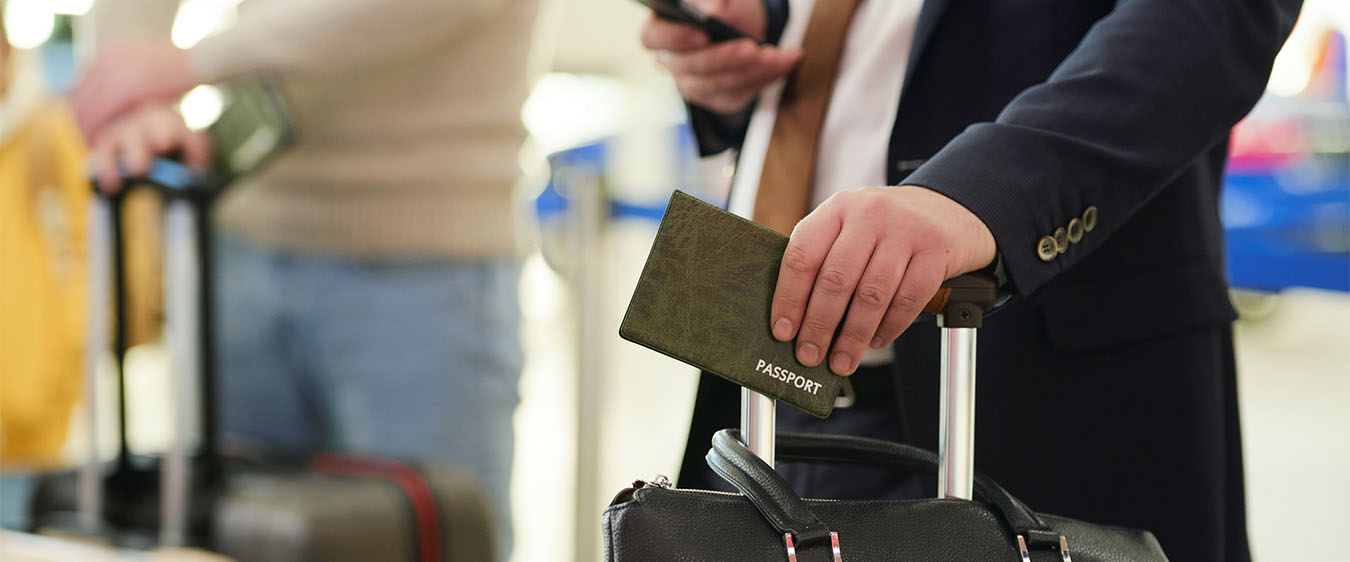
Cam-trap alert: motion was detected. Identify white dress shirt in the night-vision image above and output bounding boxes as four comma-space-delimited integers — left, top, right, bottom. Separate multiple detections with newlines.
728, 0, 924, 365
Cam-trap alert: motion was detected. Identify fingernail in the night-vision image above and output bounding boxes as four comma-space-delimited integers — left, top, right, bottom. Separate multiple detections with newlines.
870, 336, 883, 349
831, 352, 853, 375
798, 343, 820, 366
772, 318, 793, 341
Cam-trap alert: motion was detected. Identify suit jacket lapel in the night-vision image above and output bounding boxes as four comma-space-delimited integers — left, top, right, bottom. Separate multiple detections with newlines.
901, 0, 954, 94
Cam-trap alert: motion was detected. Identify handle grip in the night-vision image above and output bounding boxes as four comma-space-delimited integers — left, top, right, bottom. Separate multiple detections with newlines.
91, 158, 208, 199
922, 271, 1000, 325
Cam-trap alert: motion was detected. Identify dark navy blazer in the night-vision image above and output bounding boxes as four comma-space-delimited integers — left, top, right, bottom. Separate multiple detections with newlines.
677, 1, 1302, 561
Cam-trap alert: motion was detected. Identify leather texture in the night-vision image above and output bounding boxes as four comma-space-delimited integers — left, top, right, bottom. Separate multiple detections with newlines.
605, 431, 1168, 562
620, 191, 843, 417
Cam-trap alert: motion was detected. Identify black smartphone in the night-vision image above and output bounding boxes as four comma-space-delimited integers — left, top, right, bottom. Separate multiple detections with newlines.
634, 0, 760, 43
204, 78, 296, 186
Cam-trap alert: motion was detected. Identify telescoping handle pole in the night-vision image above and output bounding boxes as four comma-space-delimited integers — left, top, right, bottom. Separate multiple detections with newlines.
77, 194, 114, 532
160, 196, 202, 547
740, 389, 776, 467
931, 273, 998, 500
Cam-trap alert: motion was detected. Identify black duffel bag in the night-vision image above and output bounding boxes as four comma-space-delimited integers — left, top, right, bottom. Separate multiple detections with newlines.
603, 429, 1168, 562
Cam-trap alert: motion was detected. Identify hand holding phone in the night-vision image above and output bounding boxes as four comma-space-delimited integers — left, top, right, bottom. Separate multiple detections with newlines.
638, 0, 801, 114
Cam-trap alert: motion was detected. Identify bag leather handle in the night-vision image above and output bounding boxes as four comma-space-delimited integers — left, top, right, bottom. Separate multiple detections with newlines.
707, 429, 1053, 540
707, 431, 834, 546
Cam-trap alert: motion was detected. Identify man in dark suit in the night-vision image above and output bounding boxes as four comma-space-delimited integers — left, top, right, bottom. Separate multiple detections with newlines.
641, 0, 1303, 560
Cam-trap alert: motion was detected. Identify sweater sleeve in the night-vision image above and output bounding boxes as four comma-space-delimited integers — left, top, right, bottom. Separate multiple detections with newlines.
88, 0, 179, 44
188, 0, 517, 83
902, 0, 1302, 298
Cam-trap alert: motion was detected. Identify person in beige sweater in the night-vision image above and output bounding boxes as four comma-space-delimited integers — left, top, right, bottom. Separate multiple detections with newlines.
74, 1, 539, 557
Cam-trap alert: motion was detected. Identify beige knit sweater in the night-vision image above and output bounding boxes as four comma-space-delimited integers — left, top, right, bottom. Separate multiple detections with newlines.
93, 0, 539, 258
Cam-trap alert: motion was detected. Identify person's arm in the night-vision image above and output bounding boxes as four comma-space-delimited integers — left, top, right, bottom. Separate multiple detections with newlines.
88, 0, 178, 44
766, 0, 1301, 376
902, 0, 1303, 298
73, 0, 523, 139
188, 0, 519, 83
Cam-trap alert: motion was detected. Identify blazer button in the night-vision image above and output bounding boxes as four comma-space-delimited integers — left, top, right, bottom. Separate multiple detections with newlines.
1083, 206, 1099, 232
1037, 236, 1058, 262
1054, 227, 1069, 254
1067, 218, 1084, 243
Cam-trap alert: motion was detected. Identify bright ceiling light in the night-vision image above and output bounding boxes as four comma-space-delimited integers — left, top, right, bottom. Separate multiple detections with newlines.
4, 0, 55, 49
171, 0, 240, 49
179, 84, 225, 131
50, 0, 94, 16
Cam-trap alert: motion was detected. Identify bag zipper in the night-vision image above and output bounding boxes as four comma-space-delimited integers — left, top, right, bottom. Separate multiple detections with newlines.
637, 474, 840, 502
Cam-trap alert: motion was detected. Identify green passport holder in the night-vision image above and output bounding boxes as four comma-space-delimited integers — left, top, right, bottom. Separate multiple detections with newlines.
620, 190, 843, 418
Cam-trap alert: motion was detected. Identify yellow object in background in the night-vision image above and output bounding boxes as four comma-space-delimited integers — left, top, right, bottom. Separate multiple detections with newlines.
0, 93, 89, 469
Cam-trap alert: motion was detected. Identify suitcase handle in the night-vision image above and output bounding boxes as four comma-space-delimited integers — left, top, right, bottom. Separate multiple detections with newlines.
80, 172, 220, 546
706, 430, 1053, 545
739, 271, 1000, 471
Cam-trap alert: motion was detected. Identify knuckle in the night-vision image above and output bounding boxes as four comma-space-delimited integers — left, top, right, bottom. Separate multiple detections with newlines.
817, 268, 852, 295
854, 283, 890, 308
773, 291, 806, 312
837, 321, 872, 347
891, 287, 927, 313
782, 245, 817, 275
800, 317, 836, 337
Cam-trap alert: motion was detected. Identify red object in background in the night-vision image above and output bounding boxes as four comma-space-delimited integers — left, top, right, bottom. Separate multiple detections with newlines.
1228, 116, 1307, 173
312, 453, 444, 562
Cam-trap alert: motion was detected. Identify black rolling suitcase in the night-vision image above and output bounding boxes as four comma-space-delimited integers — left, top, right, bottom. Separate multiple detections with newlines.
604, 273, 1171, 561
29, 81, 498, 562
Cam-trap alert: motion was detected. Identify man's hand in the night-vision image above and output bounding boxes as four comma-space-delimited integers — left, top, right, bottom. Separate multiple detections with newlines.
770, 186, 998, 375
71, 41, 197, 139
640, 0, 801, 114
92, 104, 211, 193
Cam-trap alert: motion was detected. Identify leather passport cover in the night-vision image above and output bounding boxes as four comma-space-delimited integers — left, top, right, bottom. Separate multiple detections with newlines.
620, 190, 843, 418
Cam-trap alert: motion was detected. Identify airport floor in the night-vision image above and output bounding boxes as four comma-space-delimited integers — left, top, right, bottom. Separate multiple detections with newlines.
2, 219, 1345, 562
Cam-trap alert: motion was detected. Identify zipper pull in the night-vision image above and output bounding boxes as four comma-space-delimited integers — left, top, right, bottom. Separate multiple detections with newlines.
645, 474, 674, 489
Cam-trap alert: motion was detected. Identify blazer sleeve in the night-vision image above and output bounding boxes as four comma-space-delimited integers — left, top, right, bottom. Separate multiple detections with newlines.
687, 0, 790, 156
901, 0, 1302, 297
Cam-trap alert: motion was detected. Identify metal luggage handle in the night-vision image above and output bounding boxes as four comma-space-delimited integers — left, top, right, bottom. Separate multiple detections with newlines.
79, 166, 220, 546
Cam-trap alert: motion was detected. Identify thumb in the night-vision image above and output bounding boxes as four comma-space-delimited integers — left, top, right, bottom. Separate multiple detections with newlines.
764, 46, 803, 75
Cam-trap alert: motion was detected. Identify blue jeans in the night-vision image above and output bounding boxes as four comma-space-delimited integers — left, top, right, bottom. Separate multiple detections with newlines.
214, 235, 522, 559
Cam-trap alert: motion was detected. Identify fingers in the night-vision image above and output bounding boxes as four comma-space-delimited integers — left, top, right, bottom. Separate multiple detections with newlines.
796, 225, 876, 374
644, 6, 801, 114
641, 13, 711, 51
180, 129, 212, 173
655, 38, 758, 75
90, 105, 207, 192
765, 187, 996, 375
670, 44, 800, 113
770, 211, 837, 344
119, 121, 154, 179
93, 135, 124, 193
871, 250, 946, 347
829, 239, 909, 375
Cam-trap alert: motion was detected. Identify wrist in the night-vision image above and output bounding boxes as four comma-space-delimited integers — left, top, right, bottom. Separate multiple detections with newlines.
898, 184, 997, 275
